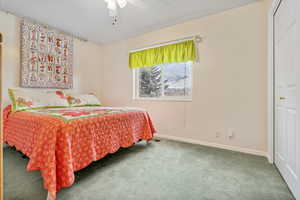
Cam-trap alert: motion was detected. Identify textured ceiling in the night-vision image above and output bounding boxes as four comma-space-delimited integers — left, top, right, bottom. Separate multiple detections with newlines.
0, 0, 258, 43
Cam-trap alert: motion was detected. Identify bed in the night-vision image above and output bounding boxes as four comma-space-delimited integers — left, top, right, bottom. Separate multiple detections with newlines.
3, 105, 156, 199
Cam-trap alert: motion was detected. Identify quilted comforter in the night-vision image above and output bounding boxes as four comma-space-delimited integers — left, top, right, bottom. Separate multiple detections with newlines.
3, 105, 156, 198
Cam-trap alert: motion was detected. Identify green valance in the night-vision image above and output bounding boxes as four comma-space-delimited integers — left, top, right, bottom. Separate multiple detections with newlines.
129, 40, 196, 69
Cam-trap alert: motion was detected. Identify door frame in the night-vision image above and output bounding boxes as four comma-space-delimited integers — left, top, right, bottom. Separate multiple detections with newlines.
0, 32, 3, 200
267, 0, 282, 164
268, 0, 300, 163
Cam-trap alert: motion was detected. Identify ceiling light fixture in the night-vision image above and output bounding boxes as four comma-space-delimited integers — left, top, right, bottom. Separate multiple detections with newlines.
104, 0, 128, 25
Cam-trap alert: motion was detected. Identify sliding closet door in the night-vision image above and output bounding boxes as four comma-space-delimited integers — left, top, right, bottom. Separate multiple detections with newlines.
274, 0, 300, 199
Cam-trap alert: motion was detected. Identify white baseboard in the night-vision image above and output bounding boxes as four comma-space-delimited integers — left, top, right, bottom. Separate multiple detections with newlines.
155, 134, 267, 158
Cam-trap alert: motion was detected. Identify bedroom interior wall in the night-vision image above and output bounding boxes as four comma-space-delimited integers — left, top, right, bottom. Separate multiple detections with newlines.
100, 1, 269, 154
0, 11, 103, 106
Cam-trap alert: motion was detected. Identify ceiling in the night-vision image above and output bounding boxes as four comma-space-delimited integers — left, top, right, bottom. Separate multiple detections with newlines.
0, 0, 258, 44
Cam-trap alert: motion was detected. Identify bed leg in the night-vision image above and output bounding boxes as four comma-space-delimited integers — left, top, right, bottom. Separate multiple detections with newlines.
47, 192, 56, 200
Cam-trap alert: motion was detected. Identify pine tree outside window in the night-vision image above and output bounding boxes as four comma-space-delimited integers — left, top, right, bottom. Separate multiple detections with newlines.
134, 61, 192, 101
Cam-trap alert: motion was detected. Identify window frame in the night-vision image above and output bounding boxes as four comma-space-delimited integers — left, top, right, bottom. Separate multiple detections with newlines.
133, 62, 193, 102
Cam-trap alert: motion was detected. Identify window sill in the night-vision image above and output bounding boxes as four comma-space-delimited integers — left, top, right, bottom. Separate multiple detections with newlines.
133, 97, 192, 102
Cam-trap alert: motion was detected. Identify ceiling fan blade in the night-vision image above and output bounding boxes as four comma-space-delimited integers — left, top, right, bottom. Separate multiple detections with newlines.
127, 0, 147, 9
117, 0, 127, 8
106, 0, 117, 11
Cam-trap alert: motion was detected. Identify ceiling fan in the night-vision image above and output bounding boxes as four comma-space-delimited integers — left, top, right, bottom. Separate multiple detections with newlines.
104, 0, 128, 25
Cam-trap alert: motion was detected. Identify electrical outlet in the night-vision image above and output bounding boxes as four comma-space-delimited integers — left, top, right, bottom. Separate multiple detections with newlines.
227, 129, 234, 139
215, 132, 221, 138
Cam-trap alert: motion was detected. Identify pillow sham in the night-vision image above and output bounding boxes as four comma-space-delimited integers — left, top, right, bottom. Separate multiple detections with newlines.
8, 89, 69, 112
43, 90, 70, 107
66, 93, 101, 107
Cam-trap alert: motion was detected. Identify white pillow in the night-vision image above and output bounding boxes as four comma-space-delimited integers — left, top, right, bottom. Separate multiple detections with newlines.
66, 93, 102, 107
8, 89, 69, 112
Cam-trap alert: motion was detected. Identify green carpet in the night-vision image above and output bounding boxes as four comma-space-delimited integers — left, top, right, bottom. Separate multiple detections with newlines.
4, 139, 295, 200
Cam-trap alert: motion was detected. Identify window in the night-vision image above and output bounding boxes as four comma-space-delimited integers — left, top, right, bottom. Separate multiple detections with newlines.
134, 61, 192, 100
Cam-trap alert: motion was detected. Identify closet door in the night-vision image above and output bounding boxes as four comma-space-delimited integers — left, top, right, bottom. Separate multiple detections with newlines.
274, 0, 300, 199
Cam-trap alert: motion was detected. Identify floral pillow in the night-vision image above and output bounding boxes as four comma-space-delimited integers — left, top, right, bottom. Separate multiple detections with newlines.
8, 89, 69, 112
43, 90, 70, 107
66, 93, 102, 107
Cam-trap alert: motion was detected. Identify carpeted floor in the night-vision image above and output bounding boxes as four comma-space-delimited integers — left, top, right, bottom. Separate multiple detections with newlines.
4, 139, 295, 200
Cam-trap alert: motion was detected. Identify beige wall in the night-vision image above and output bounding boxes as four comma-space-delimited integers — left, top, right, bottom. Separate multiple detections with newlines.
101, 1, 269, 153
0, 11, 103, 105
0, 1, 270, 153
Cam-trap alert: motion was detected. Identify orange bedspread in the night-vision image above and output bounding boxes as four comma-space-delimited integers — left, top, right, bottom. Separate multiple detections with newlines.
3, 105, 155, 198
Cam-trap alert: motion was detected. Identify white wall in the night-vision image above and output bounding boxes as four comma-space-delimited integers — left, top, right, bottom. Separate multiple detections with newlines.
0, 11, 103, 105
100, 1, 269, 153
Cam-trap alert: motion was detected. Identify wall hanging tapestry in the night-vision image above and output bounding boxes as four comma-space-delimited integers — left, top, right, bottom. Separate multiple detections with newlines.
21, 19, 73, 89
